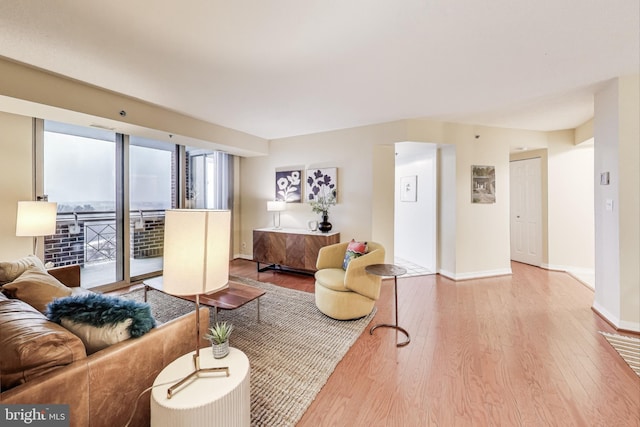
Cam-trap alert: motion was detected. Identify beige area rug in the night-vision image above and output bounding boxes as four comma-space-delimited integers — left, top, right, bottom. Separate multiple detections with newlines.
600, 331, 640, 377
123, 275, 375, 426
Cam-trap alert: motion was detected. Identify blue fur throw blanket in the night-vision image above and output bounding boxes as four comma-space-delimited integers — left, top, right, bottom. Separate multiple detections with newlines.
46, 293, 156, 337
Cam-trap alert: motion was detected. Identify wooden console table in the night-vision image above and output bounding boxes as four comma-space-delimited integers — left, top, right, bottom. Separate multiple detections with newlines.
253, 228, 340, 274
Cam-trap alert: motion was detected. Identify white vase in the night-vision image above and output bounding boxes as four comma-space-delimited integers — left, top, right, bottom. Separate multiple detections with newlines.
211, 340, 229, 359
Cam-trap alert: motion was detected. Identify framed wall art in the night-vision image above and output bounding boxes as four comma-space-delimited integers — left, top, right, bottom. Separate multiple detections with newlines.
275, 169, 302, 202
471, 165, 496, 204
306, 167, 337, 202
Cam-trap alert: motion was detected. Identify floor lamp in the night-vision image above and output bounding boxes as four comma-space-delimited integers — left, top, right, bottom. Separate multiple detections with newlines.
15, 200, 58, 258
162, 209, 231, 398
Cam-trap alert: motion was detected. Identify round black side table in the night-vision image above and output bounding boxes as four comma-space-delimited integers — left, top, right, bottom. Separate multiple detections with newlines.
366, 263, 410, 347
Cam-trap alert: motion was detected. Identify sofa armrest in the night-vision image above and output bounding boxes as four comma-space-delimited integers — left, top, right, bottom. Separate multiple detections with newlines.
48, 265, 81, 288
84, 307, 210, 427
316, 242, 350, 270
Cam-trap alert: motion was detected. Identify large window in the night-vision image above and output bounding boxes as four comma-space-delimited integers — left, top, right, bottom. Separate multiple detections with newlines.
187, 149, 233, 210
41, 121, 232, 291
43, 121, 119, 288
129, 136, 175, 279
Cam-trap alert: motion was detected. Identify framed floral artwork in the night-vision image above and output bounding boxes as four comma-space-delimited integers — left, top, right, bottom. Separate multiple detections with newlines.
275, 169, 302, 202
306, 167, 337, 202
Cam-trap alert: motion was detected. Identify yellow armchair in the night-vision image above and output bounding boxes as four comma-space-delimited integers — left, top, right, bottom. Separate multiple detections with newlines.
314, 241, 385, 320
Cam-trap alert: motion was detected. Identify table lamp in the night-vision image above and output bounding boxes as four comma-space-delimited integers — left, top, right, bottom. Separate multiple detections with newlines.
16, 200, 58, 257
266, 201, 286, 229
162, 209, 231, 398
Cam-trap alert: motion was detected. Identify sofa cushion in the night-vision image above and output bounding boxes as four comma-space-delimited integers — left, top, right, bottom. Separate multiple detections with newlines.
342, 240, 368, 270
2, 266, 73, 313
47, 293, 156, 354
0, 297, 87, 390
0, 255, 46, 284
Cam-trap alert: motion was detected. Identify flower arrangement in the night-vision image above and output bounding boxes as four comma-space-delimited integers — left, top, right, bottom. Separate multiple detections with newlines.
309, 191, 336, 215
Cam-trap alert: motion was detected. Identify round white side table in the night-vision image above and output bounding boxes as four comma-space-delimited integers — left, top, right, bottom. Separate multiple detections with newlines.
151, 347, 250, 427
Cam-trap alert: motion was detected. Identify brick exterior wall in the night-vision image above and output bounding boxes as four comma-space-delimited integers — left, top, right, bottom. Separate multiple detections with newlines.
131, 214, 165, 259
44, 220, 85, 267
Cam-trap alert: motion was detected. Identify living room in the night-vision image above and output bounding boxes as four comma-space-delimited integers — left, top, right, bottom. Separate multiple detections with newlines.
1, 2, 639, 426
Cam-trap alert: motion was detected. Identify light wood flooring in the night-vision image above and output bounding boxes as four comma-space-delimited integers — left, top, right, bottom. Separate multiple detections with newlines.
229, 259, 640, 427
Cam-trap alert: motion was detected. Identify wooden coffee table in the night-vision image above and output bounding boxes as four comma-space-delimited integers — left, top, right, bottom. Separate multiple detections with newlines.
143, 276, 266, 323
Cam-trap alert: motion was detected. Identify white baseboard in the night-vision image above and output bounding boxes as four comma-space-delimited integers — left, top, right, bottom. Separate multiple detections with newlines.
593, 301, 640, 333
437, 268, 512, 281
233, 253, 253, 261
541, 264, 595, 289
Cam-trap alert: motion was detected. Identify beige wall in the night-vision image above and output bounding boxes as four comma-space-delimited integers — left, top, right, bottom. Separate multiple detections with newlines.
239, 118, 593, 280
239, 121, 407, 263
0, 112, 35, 259
547, 131, 595, 273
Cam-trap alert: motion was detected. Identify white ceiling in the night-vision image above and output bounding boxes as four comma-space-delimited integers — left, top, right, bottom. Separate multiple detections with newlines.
0, 1, 638, 140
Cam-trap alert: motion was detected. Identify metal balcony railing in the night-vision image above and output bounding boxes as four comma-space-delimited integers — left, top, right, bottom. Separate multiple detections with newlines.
47, 210, 166, 267
85, 221, 117, 263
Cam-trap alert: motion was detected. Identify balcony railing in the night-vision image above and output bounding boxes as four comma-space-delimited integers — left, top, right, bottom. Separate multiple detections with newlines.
44, 210, 166, 268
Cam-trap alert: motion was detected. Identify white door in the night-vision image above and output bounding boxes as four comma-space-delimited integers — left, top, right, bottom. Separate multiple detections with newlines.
510, 158, 542, 266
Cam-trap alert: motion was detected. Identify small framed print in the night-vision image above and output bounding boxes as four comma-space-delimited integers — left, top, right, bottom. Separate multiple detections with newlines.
471, 165, 496, 204
400, 175, 417, 202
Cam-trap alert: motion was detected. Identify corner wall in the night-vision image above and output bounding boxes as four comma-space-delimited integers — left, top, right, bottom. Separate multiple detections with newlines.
0, 112, 35, 259
593, 75, 640, 332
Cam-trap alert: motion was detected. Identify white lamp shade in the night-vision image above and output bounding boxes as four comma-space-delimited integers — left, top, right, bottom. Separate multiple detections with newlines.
16, 201, 58, 236
162, 209, 230, 296
267, 201, 286, 212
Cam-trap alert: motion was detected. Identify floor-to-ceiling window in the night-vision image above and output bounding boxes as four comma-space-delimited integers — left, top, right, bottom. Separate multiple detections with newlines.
129, 136, 176, 280
43, 121, 120, 288
41, 121, 232, 290
187, 149, 233, 210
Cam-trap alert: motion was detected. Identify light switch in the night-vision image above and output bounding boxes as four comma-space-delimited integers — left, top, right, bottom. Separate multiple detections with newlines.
605, 199, 614, 211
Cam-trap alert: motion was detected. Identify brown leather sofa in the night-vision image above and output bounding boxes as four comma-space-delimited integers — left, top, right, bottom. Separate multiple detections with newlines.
0, 265, 208, 427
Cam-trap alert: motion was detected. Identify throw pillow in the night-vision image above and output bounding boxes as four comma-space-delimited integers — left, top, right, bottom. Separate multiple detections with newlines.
61, 317, 133, 354
0, 255, 46, 284
46, 293, 156, 354
342, 239, 368, 270
2, 265, 73, 312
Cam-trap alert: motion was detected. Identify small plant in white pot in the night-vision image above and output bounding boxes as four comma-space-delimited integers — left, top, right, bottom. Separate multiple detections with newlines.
205, 322, 233, 359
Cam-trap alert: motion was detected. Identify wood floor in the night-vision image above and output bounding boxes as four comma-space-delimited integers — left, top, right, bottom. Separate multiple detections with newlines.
230, 259, 640, 427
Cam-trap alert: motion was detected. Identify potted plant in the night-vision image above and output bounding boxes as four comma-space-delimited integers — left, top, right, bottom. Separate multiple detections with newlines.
205, 321, 233, 359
